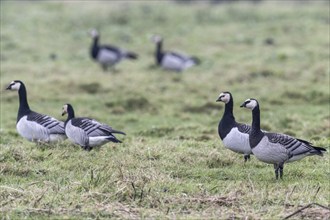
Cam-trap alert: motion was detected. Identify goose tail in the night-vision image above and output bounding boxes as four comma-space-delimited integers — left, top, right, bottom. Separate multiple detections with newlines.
111, 129, 126, 136
125, 52, 138, 60
191, 56, 201, 65
312, 146, 327, 156
106, 135, 122, 143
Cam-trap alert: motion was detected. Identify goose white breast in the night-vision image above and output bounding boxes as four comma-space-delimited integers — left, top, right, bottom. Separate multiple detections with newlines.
62, 103, 125, 151
216, 92, 252, 162
6, 80, 66, 143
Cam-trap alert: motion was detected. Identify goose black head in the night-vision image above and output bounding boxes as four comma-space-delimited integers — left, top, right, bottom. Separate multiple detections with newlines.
62, 103, 75, 118
216, 91, 232, 104
240, 98, 259, 110
6, 80, 23, 91
89, 29, 99, 38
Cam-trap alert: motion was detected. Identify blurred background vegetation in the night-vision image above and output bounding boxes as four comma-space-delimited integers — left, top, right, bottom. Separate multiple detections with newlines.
0, 0, 329, 219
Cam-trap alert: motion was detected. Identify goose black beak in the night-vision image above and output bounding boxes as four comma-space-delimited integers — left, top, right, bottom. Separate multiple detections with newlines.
240, 103, 245, 108
216, 97, 221, 102
5, 85, 11, 90
61, 112, 66, 116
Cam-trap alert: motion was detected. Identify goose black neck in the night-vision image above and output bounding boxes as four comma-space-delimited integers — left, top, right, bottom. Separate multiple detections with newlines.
91, 36, 99, 58
17, 83, 31, 121
67, 105, 75, 121
223, 98, 234, 118
93, 36, 99, 47
155, 41, 163, 64
249, 104, 264, 148
251, 105, 261, 133
218, 98, 235, 140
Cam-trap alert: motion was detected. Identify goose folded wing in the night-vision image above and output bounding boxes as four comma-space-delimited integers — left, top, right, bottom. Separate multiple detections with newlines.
265, 133, 312, 156
102, 45, 122, 54
27, 111, 65, 134
167, 51, 191, 62
236, 123, 251, 134
71, 118, 117, 137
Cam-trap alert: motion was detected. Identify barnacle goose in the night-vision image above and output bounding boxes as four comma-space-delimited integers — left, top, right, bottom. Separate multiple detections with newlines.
151, 35, 200, 72
240, 98, 326, 179
216, 92, 252, 162
6, 80, 66, 143
61, 104, 125, 151
89, 29, 138, 71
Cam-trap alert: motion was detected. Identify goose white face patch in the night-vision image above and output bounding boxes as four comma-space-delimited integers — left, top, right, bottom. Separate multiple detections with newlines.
151, 35, 162, 43
90, 29, 99, 38
218, 92, 231, 104
9, 81, 21, 91
244, 99, 258, 110
62, 104, 68, 115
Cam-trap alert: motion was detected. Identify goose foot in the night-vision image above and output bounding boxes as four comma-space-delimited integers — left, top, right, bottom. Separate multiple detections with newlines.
83, 146, 93, 151
244, 154, 250, 162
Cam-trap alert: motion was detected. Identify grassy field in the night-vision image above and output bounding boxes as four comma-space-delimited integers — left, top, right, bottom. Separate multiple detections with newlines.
1, 1, 329, 219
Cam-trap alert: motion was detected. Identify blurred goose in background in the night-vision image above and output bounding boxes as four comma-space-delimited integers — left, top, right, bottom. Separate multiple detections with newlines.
240, 98, 326, 180
216, 92, 252, 162
62, 103, 125, 151
6, 80, 66, 143
151, 35, 200, 72
89, 29, 138, 71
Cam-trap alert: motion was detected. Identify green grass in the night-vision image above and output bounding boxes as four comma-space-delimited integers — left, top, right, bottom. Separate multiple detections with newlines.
1, 1, 329, 219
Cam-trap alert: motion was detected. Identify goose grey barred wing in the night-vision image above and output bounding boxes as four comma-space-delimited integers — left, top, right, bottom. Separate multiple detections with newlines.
103, 45, 121, 54
296, 138, 312, 146
296, 138, 326, 154
70, 118, 124, 137
91, 120, 125, 136
236, 123, 251, 134
27, 111, 65, 134
97, 124, 126, 135
70, 118, 103, 136
168, 52, 191, 62
265, 133, 317, 156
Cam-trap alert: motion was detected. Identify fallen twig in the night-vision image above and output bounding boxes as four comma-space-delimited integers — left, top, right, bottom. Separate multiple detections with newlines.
285, 185, 296, 205
283, 203, 330, 220
131, 182, 137, 201
247, 173, 255, 192
33, 188, 48, 208
312, 186, 321, 201
0, 185, 25, 194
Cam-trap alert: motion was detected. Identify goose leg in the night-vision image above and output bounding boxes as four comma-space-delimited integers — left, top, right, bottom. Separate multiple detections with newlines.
83, 146, 92, 151
274, 164, 280, 180
102, 64, 108, 72
279, 163, 284, 179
